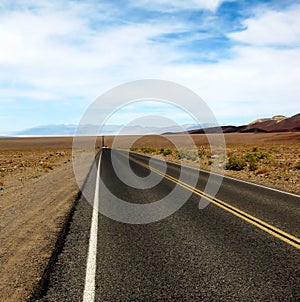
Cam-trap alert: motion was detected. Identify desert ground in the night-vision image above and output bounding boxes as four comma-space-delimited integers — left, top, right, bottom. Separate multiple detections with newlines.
0, 132, 299, 301
124, 133, 300, 195
0, 138, 77, 301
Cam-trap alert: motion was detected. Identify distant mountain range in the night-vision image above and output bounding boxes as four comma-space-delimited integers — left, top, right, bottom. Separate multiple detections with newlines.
187, 113, 300, 134
8, 113, 300, 137
11, 123, 214, 137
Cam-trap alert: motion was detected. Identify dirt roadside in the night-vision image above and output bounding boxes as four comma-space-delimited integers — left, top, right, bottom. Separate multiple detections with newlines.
130, 144, 300, 195
0, 148, 78, 301
126, 133, 300, 195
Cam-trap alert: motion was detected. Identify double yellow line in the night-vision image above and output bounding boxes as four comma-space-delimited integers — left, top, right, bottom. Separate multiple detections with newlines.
129, 154, 300, 250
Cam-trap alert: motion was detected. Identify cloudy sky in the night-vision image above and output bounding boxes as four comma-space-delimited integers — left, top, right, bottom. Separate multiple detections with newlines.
0, 0, 299, 135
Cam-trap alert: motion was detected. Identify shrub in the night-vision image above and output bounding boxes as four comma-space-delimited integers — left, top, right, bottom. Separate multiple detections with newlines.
141, 147, 156, 154
163, 149, 172, 156
248, 161, 258, 171
178, 149, 197, 161
225, 156, 247, 171
41, 161, 54, 171
245, 153, 259, 171
245, 152, 258, 163
245, 151, 269, 161
244, 152, 270, 171
198, 148, 205, 158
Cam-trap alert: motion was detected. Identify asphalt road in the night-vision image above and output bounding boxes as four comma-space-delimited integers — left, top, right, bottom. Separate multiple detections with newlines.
39, 148, 300, 301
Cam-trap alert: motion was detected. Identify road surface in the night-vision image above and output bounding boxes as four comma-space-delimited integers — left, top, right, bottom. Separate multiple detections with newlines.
38, 148, 300, 301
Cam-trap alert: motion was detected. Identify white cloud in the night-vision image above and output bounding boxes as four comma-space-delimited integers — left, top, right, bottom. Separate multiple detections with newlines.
165, 46, 300, 120
130, 0, 225, 12
0, 5, 184, 100
229, 5, 300, 46
0, 1, 299, 133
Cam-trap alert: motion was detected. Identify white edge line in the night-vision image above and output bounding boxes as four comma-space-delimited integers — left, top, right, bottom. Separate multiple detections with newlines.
123, 149, 300, 199
82, 152, 101, 302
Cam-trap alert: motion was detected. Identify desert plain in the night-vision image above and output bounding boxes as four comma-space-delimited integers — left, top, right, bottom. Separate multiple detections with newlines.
0, 132, 299, 301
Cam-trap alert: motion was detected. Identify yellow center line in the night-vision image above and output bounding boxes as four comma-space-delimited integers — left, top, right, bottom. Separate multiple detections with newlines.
129, 154, 300, 250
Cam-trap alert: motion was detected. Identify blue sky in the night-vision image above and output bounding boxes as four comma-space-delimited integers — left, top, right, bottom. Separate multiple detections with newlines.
0, 0, 300, 135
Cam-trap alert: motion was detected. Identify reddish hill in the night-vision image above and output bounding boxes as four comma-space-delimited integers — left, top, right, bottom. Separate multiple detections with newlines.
186, 113, 300, 134
244, 114, 300, 132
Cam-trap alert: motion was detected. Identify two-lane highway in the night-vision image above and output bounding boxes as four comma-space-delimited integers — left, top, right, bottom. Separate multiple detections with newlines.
39, 148, 300, 301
